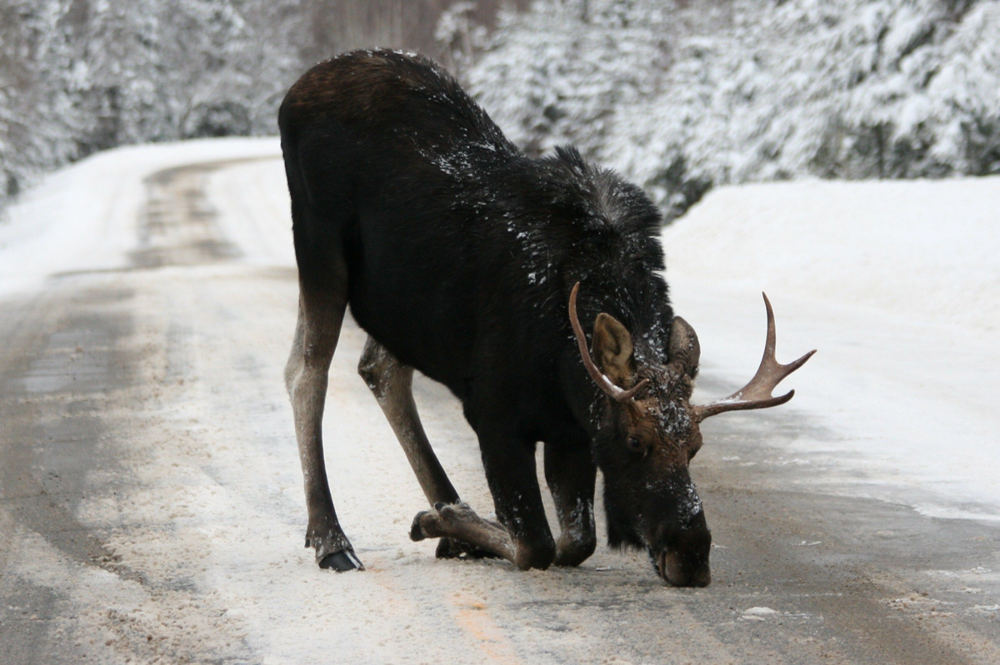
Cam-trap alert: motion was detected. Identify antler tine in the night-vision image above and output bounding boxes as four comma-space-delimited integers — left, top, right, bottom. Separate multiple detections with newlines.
694, 293, 815, 421
569, 283, 649, 403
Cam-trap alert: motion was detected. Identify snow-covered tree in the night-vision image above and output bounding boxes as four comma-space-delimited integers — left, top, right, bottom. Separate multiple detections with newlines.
467, 0, 1000, 219
0, 0, 494, 214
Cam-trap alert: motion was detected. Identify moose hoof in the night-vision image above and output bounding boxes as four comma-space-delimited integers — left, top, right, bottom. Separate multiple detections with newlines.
553, 532, 597, 568
306, 534, 364, 572
319, 549, 364, 572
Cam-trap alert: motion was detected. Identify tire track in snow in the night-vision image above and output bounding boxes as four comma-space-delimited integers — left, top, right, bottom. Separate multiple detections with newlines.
0, 280, 256, 663
0, 156, 274, 663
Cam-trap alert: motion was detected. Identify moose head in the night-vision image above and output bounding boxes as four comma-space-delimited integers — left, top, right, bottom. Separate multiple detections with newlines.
569, 283, 815, 587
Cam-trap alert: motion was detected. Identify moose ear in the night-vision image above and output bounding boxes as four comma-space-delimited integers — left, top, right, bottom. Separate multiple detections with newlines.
668, 316, 700, 378
592, 313, 637, 388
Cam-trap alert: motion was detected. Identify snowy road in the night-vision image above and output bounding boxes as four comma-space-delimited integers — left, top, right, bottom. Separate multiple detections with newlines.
1, 141, 999, 663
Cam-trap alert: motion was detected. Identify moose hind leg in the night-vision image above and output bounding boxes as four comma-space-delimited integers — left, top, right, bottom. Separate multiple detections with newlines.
358, 337, 498, 559
286, 287, 362, 571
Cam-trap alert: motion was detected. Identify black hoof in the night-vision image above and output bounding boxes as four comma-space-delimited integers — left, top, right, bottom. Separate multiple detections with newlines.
319, 549, 364, 572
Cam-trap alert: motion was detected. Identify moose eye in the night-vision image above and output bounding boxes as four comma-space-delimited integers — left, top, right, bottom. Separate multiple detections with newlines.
626, 436, 644, 454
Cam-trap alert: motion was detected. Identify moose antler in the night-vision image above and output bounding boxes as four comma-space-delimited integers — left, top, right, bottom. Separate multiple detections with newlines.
693, 293, 815, 421
569, 283, 649, 403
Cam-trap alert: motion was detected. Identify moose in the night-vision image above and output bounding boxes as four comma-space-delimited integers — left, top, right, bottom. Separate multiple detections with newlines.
279, 50, 813, 587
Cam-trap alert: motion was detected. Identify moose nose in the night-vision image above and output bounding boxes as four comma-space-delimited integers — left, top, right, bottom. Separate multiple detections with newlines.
654, 509, 712, 587
658, 549, 711, 587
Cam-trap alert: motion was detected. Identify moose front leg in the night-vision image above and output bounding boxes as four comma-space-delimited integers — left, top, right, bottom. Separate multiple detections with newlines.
544, 440, 597, 567
358, 337, 496, 560
411, 435, 556, 570
358, 336, 460, 505
410, 502, 515, 562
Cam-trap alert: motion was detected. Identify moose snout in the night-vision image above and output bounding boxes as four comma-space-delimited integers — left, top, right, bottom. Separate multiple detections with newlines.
652, 510, 712, 588
657, 548, 711, 587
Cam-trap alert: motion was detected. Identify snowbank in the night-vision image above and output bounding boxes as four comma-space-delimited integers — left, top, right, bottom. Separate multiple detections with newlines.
664, 175, 1000, 520
664, 176, 1000, 334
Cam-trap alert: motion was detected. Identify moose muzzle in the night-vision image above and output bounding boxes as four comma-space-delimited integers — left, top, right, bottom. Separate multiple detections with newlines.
652, 509, 712, 587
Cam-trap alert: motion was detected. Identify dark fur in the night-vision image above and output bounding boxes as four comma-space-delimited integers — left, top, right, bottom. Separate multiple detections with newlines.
280, 50, 704, 577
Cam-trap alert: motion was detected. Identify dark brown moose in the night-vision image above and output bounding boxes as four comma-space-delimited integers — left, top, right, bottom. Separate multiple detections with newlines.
278, 49, 814, 586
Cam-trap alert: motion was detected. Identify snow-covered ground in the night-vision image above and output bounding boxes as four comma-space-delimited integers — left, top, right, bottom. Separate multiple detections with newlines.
662, 177, 1000, 520
0, 137, 283, 297
2, 140, 1000, 662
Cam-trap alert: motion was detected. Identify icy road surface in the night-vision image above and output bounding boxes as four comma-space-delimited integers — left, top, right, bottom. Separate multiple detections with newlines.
1, 139, 999, 663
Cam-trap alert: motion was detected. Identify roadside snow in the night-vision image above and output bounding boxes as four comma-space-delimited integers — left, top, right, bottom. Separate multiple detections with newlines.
0, 137, 281, 297
663, 177, 1000, 334
663, 176, 1000, 520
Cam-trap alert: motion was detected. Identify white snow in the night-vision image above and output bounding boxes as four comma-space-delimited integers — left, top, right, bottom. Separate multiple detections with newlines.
0, 137, 282, 296
740, 606, 781, 622
663, 175, 1000, 520
468, 0, 1000, 217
